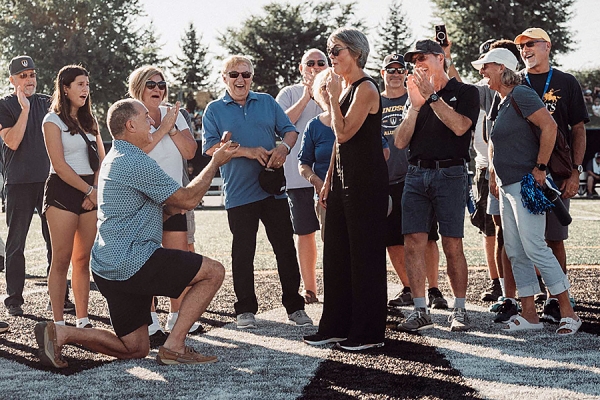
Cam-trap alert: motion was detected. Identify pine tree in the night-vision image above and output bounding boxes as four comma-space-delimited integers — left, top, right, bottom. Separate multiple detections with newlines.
171, 22, 212, 93
374, 0, 413, 61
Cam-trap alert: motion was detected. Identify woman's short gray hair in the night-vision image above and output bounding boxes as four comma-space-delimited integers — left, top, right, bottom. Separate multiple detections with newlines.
328, 27, 370, 69
500, 66, 521, 87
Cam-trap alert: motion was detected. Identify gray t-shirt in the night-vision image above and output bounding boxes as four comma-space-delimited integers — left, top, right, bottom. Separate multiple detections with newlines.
490, 85, 545, 187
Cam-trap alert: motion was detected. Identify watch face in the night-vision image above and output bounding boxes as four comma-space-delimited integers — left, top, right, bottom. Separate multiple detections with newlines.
427, 93, 439, 104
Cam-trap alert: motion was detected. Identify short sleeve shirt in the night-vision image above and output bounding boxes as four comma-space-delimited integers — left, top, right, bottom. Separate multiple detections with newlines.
91, 140, 181, 281
298, 116, 335, 181
202, 91, 297, 209
381, 94, 408, 183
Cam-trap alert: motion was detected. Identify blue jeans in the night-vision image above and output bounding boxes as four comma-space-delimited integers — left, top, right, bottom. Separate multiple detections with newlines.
402, 164, 467, 238
499, 182, 570, 298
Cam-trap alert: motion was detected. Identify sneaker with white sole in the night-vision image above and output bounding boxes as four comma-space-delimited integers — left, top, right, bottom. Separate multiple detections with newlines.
449, 308, 470, 332
236, 312, 257, 329
396, 308, 433, 332
303, 333, 346, 346
164, 312, 202, 333
287, 310, 313, 326
335, 340, 384, 351
388, 287, 413, 307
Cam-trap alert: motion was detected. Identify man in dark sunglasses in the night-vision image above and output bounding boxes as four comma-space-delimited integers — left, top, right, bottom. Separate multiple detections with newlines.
514, 28, 589, 315
203, 55, 311, 330
274, 48, 328, 306
0, 56, 68, 318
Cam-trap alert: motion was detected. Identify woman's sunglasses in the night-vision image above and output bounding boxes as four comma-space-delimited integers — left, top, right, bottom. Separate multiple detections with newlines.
227, 71, 253, 79
305, 60, 327, 67
145, 80, 167, 90
327, 46, 348, 57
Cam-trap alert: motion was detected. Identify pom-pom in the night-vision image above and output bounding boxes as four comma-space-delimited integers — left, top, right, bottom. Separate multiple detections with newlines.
520, 174, 553, 215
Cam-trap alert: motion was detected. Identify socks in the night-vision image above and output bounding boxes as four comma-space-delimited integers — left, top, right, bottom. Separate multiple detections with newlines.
76, 317, 90, 328
55, 320, 65, 326
454, 297, 466, 309
151, 311, 160, 325
413, 297, 427, 310
499, 278, 505, 296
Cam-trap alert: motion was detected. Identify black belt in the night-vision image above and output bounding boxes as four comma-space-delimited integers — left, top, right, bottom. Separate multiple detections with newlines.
409, 158, 465, 169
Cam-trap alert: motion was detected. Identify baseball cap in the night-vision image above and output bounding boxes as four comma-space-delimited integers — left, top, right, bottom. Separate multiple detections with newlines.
9, 56, 35, 76
471, 48, 518, 71
514, 28, 551, 44
479, 39, 497, 56
403, 40, 444, 64
382, 54, 405, 69
258, 167, 286, 195
595, 152, 600, 158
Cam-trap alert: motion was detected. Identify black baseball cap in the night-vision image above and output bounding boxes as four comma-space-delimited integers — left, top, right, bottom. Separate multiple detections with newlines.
404, 40, 444, 63
382, 54, 405, 69
258, 167, 286, 195
9, 56, 35, 76
479, 39, 497, 56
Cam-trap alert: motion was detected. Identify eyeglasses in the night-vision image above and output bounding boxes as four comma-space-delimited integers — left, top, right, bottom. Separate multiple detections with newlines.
305, 60, 327, 67
17, 72, 36, 79
517, 40, 546, 51
412, 53, 433, 63
145, 80, 167, 90
385, 67, 407, 74
227, 71, 253, 79
327, 46, 349, 57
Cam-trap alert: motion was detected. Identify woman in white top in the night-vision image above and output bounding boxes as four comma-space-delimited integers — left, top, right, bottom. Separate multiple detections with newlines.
43, 65, 105, 328
128, 66, 199, 334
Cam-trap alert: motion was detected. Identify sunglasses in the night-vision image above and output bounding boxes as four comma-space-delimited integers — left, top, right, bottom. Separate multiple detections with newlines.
305, 60, 327, 67
412, 53, 434, 63
327, 46, 348, 57
145, 80, 167, 90
385, 67, 407, 74
517, 40, 546, 50
227, 71, 253, 79
18, 72, 37, 79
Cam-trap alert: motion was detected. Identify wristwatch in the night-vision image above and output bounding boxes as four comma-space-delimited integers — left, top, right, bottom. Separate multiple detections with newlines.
426, 93, 439, 104
573, 164, 583, 174
535, 163, 547, 171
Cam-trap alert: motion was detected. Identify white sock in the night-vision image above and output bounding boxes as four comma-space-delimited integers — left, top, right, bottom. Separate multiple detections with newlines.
55, 320, 65, 326
76, 317, 90, 328
151, 312, 160, 325
169, 312, 179, 319
499, 278, 505, 296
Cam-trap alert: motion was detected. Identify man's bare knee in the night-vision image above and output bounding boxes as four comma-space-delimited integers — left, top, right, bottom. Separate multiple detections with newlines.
190, 257, 225, 286
119, 329, 150, 359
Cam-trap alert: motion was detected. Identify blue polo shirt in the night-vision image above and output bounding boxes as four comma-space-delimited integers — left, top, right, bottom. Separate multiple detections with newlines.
91, 140, 181, 281
202, 91, 297, 209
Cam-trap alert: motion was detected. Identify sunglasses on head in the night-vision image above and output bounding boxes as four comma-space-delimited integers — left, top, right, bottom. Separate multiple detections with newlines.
305, 60, 327, 67
18, 72, 37, 79
227, 71, 252, 79
517, 40, 546, 50
145, 80, 167, 90
385, 67, 406, 74
327, 46, 349, 57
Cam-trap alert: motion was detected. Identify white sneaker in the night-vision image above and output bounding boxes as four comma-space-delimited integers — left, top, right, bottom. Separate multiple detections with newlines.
287, 310, 313, 326
236, 312, 257, 329
164, 312, 202, 333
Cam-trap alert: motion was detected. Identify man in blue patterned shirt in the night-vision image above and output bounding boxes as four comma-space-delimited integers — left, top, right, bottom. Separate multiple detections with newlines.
34, 99, 236, 368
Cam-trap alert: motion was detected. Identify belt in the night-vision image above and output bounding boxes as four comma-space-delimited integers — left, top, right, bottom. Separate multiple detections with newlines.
409, 158, 466, 169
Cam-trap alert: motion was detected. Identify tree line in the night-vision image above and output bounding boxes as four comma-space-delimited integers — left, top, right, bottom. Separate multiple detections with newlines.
0, 0, 589, 138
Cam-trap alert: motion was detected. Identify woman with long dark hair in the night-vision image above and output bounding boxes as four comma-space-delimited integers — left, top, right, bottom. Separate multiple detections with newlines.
43, 65, 105, 328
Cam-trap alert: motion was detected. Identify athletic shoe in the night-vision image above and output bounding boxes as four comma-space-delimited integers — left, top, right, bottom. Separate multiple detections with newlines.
0, 321, 8, 333
541, 299, 561, 323
164, 312, 203, 333
335, 340, 384, 351
236, 312, 257, 329
388, 287, 413, 307
428, 287, 449, 309
34, 321, 68, 368
449, 308, 470, 332
148, 320, 165, 336
396, 308, 433, 332
493, 299, 519, 323
481, 279, 502, 302
489, 296, 506, 312
6, 304, 23, 317
303, 333, 347, 346
46, 300, 76, 312
156, 345, 217, 365
287, 310, 313, 326
534, 276, 547, 304
0, 255, 4, 272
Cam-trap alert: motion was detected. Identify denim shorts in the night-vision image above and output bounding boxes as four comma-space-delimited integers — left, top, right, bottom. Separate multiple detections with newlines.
402, 164, 467, 238
287, 187, 319, 235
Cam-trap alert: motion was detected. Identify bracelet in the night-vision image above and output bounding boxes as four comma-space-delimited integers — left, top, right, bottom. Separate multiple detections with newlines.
168, 128, 178, 137
280, 141, 291, 154
307, 173, 316, 184
84, 185, 94, 197
411, 107, 420, 113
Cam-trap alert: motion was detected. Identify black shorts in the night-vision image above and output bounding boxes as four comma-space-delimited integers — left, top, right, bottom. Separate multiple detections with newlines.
386, 181, 439, 247
287, 187, 319, 235
43, 173, 96, 215
92, 248, 203, 337
163, 213, 187, 231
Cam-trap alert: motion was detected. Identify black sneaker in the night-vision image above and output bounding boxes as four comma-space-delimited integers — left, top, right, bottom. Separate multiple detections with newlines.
541, 299, 561, 323
493, 298, 518, 323
63, 299, 75, 312
335, 340, 384, 351
303, 333, 346, 346
481, 279, 502, 302
388, 287, 413, 307
534, 275, 547, 304
6, 304, 23, 317
0, 321, 8, 333
428, 287, 448, 309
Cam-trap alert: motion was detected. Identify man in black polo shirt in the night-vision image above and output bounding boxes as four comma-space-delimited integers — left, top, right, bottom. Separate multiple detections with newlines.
394, 40, 479, 332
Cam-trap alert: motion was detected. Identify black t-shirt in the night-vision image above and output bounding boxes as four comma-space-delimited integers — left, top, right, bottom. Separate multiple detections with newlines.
0, 93, 51, 184
382, 94, 408, 183
520, 68, 589, 144
406, 78, 479, 162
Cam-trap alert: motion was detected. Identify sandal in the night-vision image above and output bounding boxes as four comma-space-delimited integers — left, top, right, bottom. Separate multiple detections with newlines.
502, 315, 544, 332
303, 290, 319, 304
556, 317, 582, 336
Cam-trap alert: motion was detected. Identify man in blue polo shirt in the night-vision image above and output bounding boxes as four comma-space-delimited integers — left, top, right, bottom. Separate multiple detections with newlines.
202, 55, 311, 330
34, 99, 234, 368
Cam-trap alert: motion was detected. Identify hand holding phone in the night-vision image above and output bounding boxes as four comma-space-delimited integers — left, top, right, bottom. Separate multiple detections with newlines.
435, 24, 449, 47
221, 131, 239, 149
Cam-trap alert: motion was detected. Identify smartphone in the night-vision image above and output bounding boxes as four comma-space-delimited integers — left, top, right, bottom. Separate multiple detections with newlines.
221, 131, 232, 143
435, 24, 449, 47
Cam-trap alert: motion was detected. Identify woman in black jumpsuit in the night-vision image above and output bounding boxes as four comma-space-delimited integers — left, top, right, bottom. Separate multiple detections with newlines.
303, 27, 388, 351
